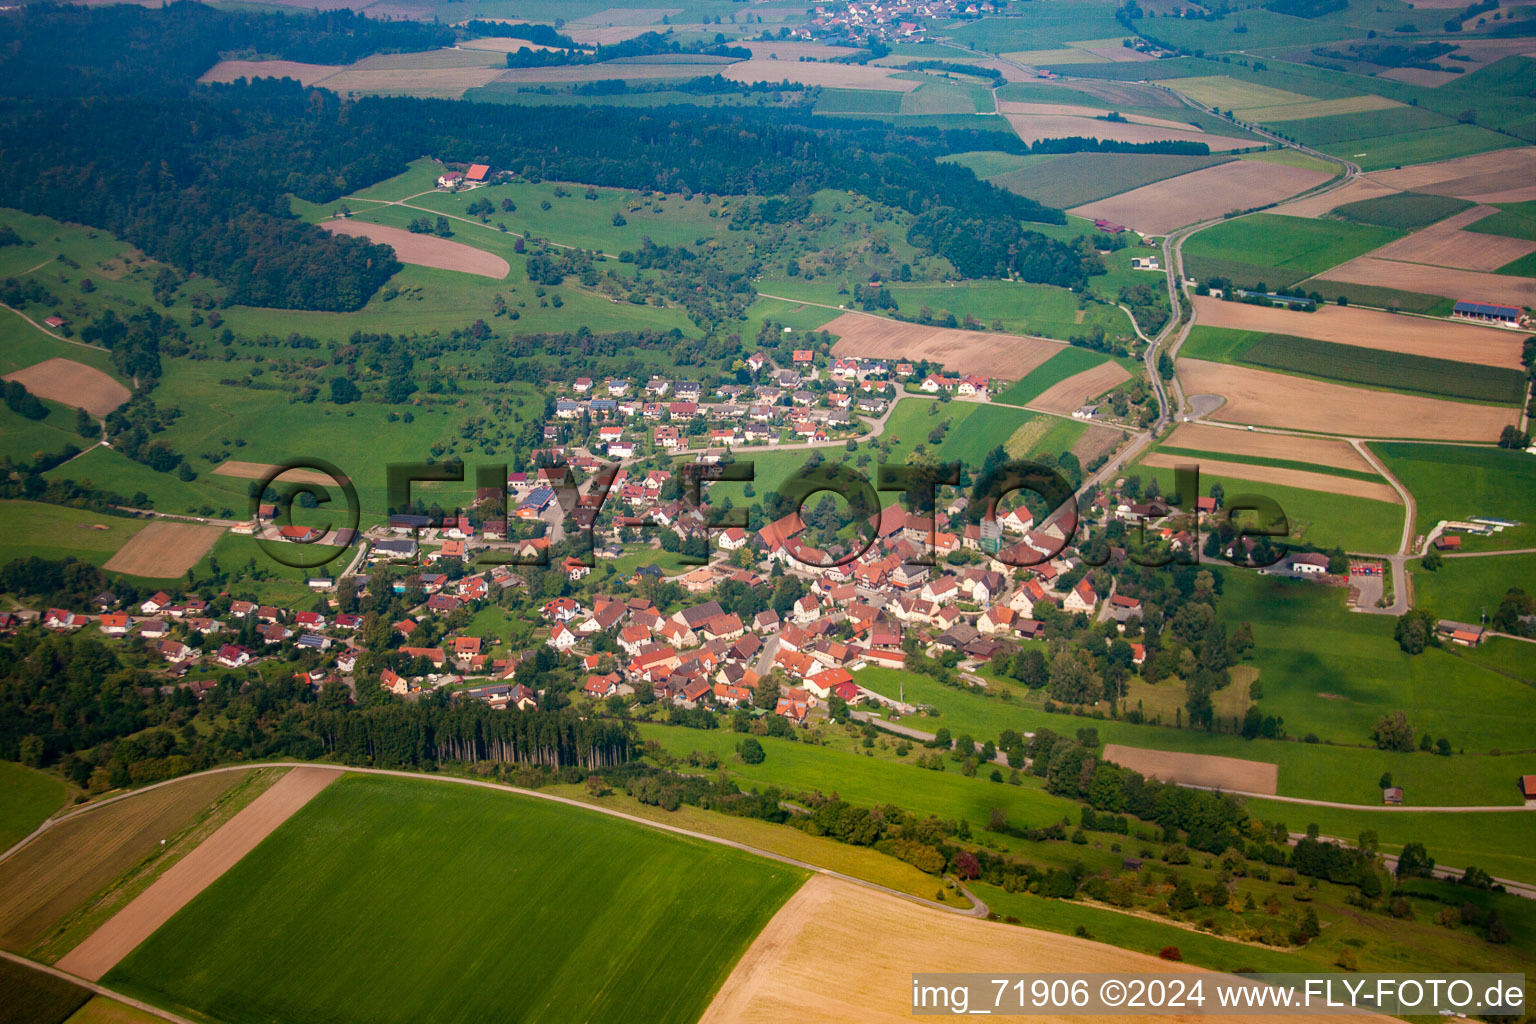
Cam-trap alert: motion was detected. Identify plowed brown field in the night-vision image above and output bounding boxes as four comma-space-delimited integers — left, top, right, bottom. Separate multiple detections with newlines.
1072, 161, 1333, 234
1190, 296, 1526, 369
3, 359, 129, 417
1178, 359, 1517, 440
1103, 745, 1278, 794
321, 220, 508, 278
1027, 361, 1132, 415
825, 312, 1062, 379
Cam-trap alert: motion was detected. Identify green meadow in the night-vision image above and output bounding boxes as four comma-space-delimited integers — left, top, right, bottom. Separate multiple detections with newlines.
1372, 442, 1536, 552
0, 500, 148, 568
0, 761, 67, 851
1412, 553, 1536, 626
107, 774, 805, 1024
1183, 213, 1399, 290
1128, 461, 1402, 554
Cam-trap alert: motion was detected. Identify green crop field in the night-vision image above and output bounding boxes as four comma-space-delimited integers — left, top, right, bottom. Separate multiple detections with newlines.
1301, 279, 1453, 315
0, 761, 67, 852
1181, 327, 1524, 405
0, 501, 148, 568
1282, 105, 1454, 148
1466, 200, 1536, 242
990, 153, 1233, 209
1240, 333, 1526, 405
939, 150, 1061, 180
995, 347, 1113, 407
1412, 552, 1536, 626
1494, 250, 1536, 277
106, 775, 805, 1024
1372, 442, 1536, 551
1152, 446, 1383, 484
0, 959, 89, 1024
1329, 192, 1474, 232
1129, 461, 1402, 553
1317, 123, 1521, 172
1182, 213, 1400, 287
638, 721, 1085, 829
814, 88, 903, 114
1177, 325, 1263, 363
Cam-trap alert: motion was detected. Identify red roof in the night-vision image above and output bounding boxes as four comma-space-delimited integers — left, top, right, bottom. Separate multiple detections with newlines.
465, 163, 490, 181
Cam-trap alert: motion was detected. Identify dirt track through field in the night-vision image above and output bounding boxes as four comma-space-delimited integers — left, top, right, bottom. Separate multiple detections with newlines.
1178, 359, 1517, 440
1164, 423, 1376, 473
3, 358, 129, 417
102, 522, 223, 578
1103, 745, 1278, 794
701, 874, 1382, 1023
1360, 205, 1536, 271
1314, 256, 1536, 308
321, 220, 508, 278
56, 767, 341, 981
1071, 161, 1333, 234
1141, 452, 1399, 502
1190, 296, 1526, 369
824, 311, 1062, 379
1026, 361, 1132, 415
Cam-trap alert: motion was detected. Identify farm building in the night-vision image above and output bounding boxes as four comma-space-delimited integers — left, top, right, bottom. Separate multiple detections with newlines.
437, 170, 464, 188
43, 315, 66, 329
1522, 775, 1536, 802
465, 163, 490, 182
1452, 300, 1521, 326
1382, 786, 1404, 805
1436, 620, 1485, 646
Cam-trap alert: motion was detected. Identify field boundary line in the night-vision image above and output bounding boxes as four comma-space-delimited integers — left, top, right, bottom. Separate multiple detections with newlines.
0, 948, 199, 1024
55, 766, 344, 981
3, 763, 989, 921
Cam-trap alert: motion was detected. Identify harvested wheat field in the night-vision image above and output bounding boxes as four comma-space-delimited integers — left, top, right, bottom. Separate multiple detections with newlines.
1361, 205, 1536, 271
199, 59, 339, 86
1272, 175, 1397, 217
493, 63, 709, 85
314, 66, 505, 98
997, 101, 1205, 132
322, 220, 508, 278
825, 312, 1062, 379
723, 60, 919, 91
1378, 67, 1462, 88
102, 522, 223, 578
58, 767, 342, 982
1178, 359, 1517, 440
1102, 745, 1278, 794
1368, 147, 1536, 203
701, 875, 1373, 1024
212, 461, 342, 486
0, 771, 246, 953
1071, 161, 1333, 235
1003, 113, 1249, 151
456, 37, 570, 53
1190, 295, 1526, 369
744, 42, 864, 61
1164, 422, 1377, 473
1142, 451, 1399, 502
1027, 361, 1132, 415
1315, 256, 1536, 308
1071, 423, 1125, 463
3, 359, 129, 417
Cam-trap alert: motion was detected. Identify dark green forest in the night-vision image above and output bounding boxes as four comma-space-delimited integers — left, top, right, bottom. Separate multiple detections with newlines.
0, 3, 1083, 313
